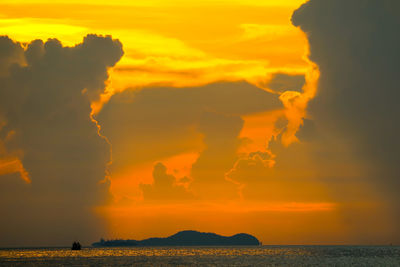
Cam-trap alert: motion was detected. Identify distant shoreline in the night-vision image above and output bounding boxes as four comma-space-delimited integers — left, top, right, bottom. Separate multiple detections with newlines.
92, 230, 261, 247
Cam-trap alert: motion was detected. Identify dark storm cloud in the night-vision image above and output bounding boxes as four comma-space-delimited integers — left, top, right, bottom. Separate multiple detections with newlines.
291, 0, 400, 240
0, 34, 123, 246
96, 81, 281, 200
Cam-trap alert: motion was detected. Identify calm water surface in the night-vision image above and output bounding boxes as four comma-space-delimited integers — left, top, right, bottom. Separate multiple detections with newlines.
1, 246, 399, 266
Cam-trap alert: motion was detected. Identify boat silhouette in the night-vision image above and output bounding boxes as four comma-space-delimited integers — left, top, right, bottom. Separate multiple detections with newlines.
71, 241, 81, 250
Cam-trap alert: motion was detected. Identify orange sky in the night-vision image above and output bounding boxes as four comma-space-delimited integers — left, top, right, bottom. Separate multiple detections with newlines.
1, 0, 391, 245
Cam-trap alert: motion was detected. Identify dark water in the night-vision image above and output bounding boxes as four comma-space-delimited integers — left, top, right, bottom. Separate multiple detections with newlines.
1, 246, 399, 266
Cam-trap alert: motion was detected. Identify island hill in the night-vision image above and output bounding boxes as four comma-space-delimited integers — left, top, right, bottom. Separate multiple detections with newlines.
92, 230, 260, 247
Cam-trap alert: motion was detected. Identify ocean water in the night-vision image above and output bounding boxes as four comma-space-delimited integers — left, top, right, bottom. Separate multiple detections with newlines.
0, 246, 399, 266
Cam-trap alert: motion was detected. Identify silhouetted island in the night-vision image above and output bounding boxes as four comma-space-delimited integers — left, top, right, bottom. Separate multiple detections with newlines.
92, 230, 260, 247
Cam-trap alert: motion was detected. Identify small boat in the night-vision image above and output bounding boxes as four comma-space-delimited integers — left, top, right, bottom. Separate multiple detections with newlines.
72, 241, 81, 250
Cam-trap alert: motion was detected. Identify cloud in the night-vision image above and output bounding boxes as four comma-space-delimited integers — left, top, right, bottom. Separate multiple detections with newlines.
0, 34, 123, 246
226, 151, 273, 199
97, 81, 281, 167
140, 162, 193, 201
96, 81, 282, 200
291, 0, 400, 241
266, 72, 305, 93
0, 36, 24, 76
190, 111, 243, 199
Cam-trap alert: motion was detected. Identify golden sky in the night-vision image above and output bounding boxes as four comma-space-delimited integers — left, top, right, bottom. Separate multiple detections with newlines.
0, 0, 339, 244
1, 0, 396, 245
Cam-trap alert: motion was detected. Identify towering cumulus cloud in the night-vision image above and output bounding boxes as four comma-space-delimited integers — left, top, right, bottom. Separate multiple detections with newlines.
292, 0, 400, 241
97, 81, 281, 201
0, 35, 123, 246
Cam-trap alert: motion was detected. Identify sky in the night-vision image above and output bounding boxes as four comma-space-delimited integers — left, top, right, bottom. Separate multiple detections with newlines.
0, 0, 399, 246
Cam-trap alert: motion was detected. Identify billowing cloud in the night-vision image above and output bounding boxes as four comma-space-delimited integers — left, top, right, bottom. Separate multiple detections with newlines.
96, 81, 282, 200
140, 162, 193, 201
0, 36, 24, 76
0, 34, 123, 246
290, 0, 400, 241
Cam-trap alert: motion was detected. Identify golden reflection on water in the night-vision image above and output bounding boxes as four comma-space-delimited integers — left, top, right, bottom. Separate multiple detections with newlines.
1, 246, 400, 266
0, 247, 310, 258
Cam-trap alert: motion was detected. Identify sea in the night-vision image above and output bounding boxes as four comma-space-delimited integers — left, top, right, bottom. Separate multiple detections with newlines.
0, 246, 399, 266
